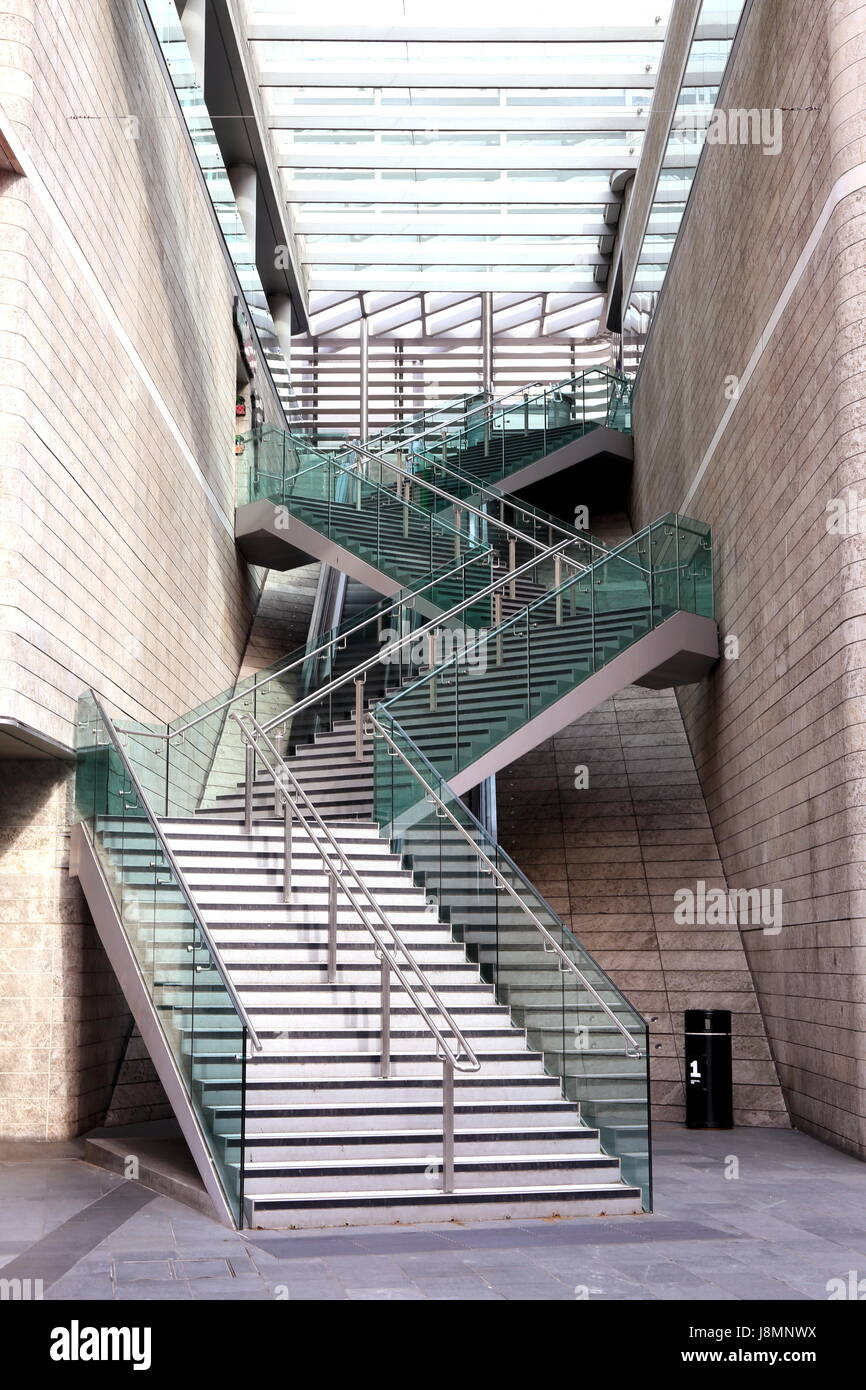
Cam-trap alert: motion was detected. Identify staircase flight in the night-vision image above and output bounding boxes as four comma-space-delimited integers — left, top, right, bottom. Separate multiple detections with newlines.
73, 371, 716, 1229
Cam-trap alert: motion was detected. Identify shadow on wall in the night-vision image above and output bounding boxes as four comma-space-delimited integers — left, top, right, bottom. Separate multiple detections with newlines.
0, 761, 134, 1139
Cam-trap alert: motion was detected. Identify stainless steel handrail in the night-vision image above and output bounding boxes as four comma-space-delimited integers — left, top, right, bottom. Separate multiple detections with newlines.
359, 389, 480, 451
258, 534, 585, 738
233, 711, 482, 1193
87, 691, 262, 1052
347, 368, 628, 461
403, 445, 602, 553
369, 712, 644, 1059
333, 435, 613, 562
122, 551, 492, 744
347, 380, 543, 456
253, 429, 604, 564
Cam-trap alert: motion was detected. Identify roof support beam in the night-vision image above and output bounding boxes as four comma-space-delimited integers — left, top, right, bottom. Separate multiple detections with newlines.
283, 182, 634, 204
301, 245, 612, 266
247, 24, 673, 42
267, 111, 652, 133
256, 66, 724, 89
295, 215, 614, 235
308, 272, 601, 292
274, 148, 649, 171
606, 0, 706, 331
182, 0, 309, 330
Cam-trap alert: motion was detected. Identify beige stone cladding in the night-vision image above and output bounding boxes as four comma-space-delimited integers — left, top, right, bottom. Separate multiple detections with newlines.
629, 0, 866, 1155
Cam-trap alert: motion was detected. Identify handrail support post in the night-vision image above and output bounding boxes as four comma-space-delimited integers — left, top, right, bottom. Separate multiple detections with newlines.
244, 743, 254, 835
380, 954, 391, 1078
442, 1059, 454, 1193
354, 675, 366, 761
327, 872, 338, 983
283, 792, 292, 903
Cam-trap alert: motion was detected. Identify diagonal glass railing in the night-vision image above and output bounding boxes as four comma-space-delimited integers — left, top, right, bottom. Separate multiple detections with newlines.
337, 371, 630, 477
74, 691, 260, 1227
240, 425, 610, 629
359, 389, 478, 453
378, 514, 713, 794
102, 522, 591, 825
247, 535, 589, 758
265, 429, 609, 590
240, 417, 608, 600
241, 423, 492, 595
106, 550, 496, 820
368, 709, 652, 1207
351, 381, 560, 458
417, 368, 633, 490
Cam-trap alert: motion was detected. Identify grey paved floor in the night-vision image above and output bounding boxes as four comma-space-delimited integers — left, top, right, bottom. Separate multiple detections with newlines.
1, 1124, 864, 1300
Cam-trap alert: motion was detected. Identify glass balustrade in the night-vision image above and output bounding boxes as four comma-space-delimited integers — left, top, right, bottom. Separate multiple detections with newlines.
379, 514, 713, 797
75, 693, 248, 1225
371, 709, 652, 1206
416, 368, 633, 489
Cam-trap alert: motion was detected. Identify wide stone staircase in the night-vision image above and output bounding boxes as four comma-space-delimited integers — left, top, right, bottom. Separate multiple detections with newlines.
73, 379, 717, 1229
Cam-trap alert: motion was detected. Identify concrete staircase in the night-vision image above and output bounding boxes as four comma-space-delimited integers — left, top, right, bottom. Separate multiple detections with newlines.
149, 811, 643, 1227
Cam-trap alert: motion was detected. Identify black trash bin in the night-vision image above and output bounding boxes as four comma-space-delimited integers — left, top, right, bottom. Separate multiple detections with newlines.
685, 1009, 733, 1129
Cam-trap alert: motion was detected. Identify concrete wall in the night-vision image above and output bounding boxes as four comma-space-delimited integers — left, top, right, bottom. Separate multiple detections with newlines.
0, 0, 279, 1137
498, 515, 787, 1125
630, 0, 866, 1156
0, 761, 134, 1137
0, 0, 272, 749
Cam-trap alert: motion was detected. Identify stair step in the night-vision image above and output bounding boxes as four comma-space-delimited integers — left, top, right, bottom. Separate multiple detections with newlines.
245, 1182, 642, 1228
228, 1126, 600, 1162
240, 1151, 620, 1194
209, 1099, 586, 1134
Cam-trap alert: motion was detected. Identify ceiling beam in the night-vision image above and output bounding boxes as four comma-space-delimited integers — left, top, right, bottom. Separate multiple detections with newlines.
302, 244, 611, 265
256, 65, 724, 89
283, 181, 635, 203
274, 146, 649, 170
308, 271, 601, 292
266, 110, 652, 132
247, 23, 737, 41
248, 24, 670, 42
295, 214, 614, 235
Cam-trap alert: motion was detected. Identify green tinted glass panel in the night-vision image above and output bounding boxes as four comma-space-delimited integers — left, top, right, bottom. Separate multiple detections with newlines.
372, 709, 651, 1208
75, 693, 247, 1225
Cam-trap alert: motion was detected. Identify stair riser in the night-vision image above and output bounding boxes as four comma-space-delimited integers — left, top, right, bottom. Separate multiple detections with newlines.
196, 1057, 544, 1079
211, 1105, 583, 1135
184, 1034, 528, 1058
201, 1078, 567, 1105
171, 1010, 511, 1033
232, 1133, 601, 1161
240, 1159, 620, 1195
245, 1188, 642, 1228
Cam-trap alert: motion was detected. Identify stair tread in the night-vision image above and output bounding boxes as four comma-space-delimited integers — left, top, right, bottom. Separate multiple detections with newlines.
248, 1181, 640, 1203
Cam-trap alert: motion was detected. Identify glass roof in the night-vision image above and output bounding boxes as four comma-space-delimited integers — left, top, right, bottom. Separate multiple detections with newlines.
625, 0, 745, 345
239, 0, 734, 340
